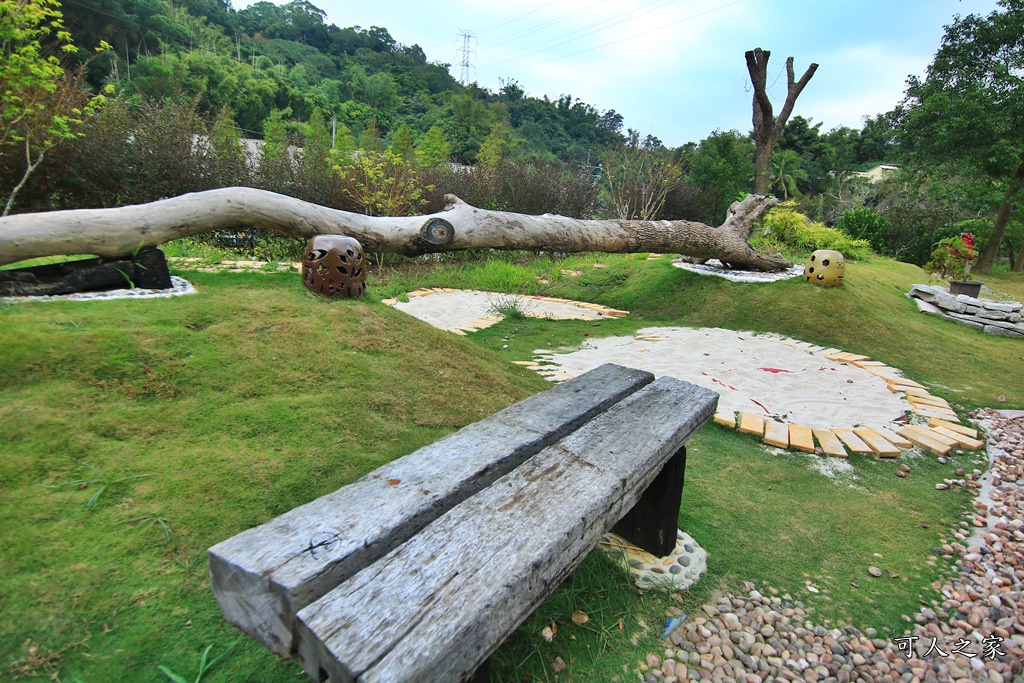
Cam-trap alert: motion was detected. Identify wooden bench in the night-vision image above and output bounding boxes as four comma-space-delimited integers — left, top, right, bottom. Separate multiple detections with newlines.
208, 364, 718, 682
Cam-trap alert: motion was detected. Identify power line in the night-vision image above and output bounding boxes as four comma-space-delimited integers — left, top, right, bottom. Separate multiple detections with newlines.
481, 0, 611, 51
477, 0, 747, 77
481, 0, 677, 66
478, 0, 560, 35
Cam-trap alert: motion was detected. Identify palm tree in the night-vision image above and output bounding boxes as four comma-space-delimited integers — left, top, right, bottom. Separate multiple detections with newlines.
770, 149, 809, 200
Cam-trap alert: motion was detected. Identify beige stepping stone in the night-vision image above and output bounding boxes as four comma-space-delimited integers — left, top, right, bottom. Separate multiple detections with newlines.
381, 298, 398, 306
928, 418, 978, 438
898, 425, 952, 456
853, 428, 902, 458
788, 424, 815, 453
871, 426, 914, 449
930, 426, 985, 450
738, 413, 765, 436
714, 412, 736, 429
830, 428, 873, 454
813, 429, 848, 457
763, 420, 790, 448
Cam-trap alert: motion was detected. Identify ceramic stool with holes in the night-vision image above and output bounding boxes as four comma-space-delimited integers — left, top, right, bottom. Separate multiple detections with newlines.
804, 250, 844, 286
302, 235, 366, 297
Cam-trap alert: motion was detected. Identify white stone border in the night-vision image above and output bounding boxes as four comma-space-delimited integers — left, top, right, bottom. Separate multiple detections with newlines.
1, 275, 197, 304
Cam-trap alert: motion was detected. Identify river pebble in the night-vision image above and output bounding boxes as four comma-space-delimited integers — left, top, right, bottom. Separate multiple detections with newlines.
643, 409, 1024, 682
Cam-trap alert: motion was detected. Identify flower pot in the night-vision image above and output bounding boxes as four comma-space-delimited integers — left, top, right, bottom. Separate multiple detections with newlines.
949, 280, 983, 298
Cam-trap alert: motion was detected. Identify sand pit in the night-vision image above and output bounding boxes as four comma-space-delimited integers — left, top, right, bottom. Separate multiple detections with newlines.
383, 288, 627, 334
532, 327, 910, 431
386, 290, 952, 450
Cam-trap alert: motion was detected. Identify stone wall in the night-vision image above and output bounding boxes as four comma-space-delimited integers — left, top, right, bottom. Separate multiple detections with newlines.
907, 284, 1023, 338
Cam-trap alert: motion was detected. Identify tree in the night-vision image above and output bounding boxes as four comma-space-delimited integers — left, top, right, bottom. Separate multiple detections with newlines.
770, 149, 808, 200
388, 122, 414, 161
0, 189, 792, 272
476, 122, 520, 170
682, 129, 755, 224
1, 0, 101, 215
744, 48, 818, 195
358, 118, 384, 152
259, 108, 294, 193
601, 133, 680, 220
416, 125, 450, 167
892, 0, 1024, 272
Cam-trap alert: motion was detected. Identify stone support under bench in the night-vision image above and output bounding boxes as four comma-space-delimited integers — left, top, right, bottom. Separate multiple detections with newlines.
907, 284, 1023, 338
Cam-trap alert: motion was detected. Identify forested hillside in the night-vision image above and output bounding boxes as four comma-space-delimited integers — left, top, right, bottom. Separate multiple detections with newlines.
2, 0, 1022, 271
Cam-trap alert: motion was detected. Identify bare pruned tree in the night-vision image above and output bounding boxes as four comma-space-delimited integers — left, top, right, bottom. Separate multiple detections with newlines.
745, 48, 818, 196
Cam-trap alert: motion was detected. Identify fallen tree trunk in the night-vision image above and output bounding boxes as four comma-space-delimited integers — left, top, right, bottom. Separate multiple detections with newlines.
0, 187, 791, 271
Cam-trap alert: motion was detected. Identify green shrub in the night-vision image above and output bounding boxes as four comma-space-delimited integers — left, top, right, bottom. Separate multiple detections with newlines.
835, 208, 893, 255
754, 204, 872, 260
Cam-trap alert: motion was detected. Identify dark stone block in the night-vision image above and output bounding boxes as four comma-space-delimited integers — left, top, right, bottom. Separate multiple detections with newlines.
0, 248, 171, 296
0, 258, 134, 296
132, 248, 172, 290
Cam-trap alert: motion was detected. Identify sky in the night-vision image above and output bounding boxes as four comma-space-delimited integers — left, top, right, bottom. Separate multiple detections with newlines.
237, 0, 1003, 148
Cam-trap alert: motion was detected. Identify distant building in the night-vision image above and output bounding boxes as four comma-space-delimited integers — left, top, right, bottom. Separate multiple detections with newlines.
852, 164, 900, 182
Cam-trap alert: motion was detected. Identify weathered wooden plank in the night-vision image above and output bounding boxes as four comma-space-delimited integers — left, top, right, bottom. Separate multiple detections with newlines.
898, 426, 952, 456
830, 428, 873, 454
904, 424, 958, 446
931, 426, 985, 450
788, 424, 816, 453
884, 376, 926, 389
738, 412, 765, 436
928, 418, 978, 438
853, 428, 902, 458
763, 420, 789, 448
870, 425, 914, 449
207, 363, 654, 656
295, 377, 719, 683
812, 429, 848, 457
906, 394, 951, 408
851, 360, 886, 368
909, 404, 960, 421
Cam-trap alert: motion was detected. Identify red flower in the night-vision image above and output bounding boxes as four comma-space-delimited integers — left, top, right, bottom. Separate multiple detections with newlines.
960, 232, 975, 250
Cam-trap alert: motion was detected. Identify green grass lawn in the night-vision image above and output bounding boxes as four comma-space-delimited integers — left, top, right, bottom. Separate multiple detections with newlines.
1, 254, 1020, 682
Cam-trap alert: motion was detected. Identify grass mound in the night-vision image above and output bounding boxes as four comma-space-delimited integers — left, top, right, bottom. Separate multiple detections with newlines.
1, 255, 1020, 682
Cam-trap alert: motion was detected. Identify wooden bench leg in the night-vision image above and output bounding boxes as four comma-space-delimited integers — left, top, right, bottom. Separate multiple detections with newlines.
611, 445, 686, 557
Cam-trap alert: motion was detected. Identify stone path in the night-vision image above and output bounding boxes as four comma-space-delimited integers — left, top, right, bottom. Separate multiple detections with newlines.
0, 275, 197, 304
641, 411, 1024, 683
166, 257, 300, 273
